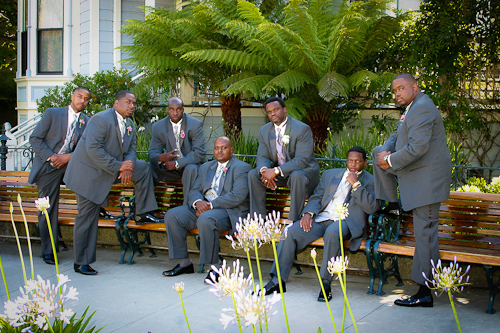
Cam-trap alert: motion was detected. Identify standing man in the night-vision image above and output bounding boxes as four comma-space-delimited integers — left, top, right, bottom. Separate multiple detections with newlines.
148, 97, 206, 203
263, 147, 379, 301
29, 87, 91, 265
64, 90, 159, 275
248, 97, 319, 222
162, 136, 251, 283
373, 73, 451, 307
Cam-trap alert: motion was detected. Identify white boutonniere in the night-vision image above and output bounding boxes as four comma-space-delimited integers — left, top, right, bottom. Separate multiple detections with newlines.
281, 134, 290, 146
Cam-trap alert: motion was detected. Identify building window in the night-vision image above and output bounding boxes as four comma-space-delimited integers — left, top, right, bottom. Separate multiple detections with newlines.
37, 0, 63, 74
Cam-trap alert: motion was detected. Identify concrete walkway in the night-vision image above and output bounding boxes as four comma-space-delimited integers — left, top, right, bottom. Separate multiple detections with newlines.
0, 240, 497, 332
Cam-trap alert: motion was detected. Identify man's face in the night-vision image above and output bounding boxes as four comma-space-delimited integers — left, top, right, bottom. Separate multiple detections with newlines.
168, 101, 184, 124
70, 89, 91, 112
265, 101, 287, 126
392, 78, 418, 107
114, 93, 136, 119
214, 138, 233, 163
346, 151, 367, 173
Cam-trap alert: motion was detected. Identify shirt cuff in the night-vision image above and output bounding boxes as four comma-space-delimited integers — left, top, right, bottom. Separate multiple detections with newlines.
192, 199, 201, 209
302, 212, 314, 218
259, 166, 267, 173
387, 155, 393, 167
277, 167, 284, 177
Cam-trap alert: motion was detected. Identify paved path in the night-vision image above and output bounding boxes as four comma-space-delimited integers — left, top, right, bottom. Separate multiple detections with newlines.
0, 241, 496, 332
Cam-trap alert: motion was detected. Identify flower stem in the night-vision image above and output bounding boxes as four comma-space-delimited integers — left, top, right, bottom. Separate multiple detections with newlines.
179, 293, 192, 333
339, 218, 347, 331
44, 210, 60, 275
232, 294, 243, 333
448, 290, 462, 333
271, 240, 290, 333
253, 239, 267, 333
10, 205, 27, 284
312, 255, 338, 333
0, 253, 10, 300
338, 273, 358, 333
18, 196, 34, 280
246, 249, 256, 293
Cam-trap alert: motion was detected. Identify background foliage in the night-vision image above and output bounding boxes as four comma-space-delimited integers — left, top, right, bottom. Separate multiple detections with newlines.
0, 0, 17, 127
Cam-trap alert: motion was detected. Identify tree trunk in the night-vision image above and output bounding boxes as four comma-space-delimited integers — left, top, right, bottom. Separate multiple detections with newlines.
220, 94, 242, 139
306, 107, 329, 153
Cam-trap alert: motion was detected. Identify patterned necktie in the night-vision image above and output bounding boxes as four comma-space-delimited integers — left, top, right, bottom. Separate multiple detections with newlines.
58, 113, 77, 154
276, 128, 285, 166
212, 165, 223, 194
174, 124, 184, 158
121, 120, 127, 142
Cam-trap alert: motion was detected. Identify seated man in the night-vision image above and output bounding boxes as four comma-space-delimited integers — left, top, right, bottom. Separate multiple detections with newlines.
162, 136, 251, 282
263, 146, 379, 301
248, 97, 319, 222
148, 97, 206, 204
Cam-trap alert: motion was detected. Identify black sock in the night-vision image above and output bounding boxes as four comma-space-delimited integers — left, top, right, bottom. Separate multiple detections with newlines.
414, 284, 431, 298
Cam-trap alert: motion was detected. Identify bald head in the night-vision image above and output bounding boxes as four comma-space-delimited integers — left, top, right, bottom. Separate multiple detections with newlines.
214, 136, 233, 163
167, 97, 184, 123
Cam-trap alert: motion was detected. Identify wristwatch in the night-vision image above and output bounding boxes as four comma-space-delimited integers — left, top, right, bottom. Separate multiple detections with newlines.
274, 167, 280, 175
352, 181, 361, 190
383, 154, 390, 162
175, 161, 180, 170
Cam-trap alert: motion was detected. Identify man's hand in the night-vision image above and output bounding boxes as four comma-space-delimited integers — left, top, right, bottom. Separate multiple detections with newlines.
260, 167, 278, 190
299, 213, 313, 232
158, 149, 179, 163
50, 153, 72, 169
376, 150, 391, 170
195, 200, 211, 217
119, 160, 134, 172
346, 172, 359, 185
118, 170, 132, 184
164, 161, 177, 171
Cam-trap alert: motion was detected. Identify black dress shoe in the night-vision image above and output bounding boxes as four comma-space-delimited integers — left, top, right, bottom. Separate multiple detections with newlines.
135, 213, 162, 225
99, 208, 120, 219
263, 279, 286, 295
162, 263, 195, 277
318, 283, 332, 302
394, 295, 433, 307
380, 202, 402, 215
204, 269, 220, 285
74, 264, 98, 275
43, 254, 55, 265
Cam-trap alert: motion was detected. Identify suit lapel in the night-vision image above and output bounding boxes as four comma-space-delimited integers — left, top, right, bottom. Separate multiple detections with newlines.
269, 125, 277, 163
205, 162, 217, 192
113, 110, 123, 152
179, 115, 186, 149
284, 116, 291, 160
166, 118, 177, 151
323, 171, 343, 208
218, 158, 232, 195
61, 107, 69, 141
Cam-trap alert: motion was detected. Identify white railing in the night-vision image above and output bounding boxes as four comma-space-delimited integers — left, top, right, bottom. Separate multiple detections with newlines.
4, 114, 41, 171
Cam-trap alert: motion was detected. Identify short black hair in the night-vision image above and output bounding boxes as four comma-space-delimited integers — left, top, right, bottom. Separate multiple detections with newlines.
394, 73, 417, 85
115, 90, 134, 101
264, 96, 286, 108
347, 146, 367, 160
73, 86, 90, 95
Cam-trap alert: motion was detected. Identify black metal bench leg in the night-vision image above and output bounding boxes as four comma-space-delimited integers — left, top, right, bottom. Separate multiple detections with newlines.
484, 265, 499, 314
116, 217, 129, 264
373, 241, 386, 296
365, 240, 376, 294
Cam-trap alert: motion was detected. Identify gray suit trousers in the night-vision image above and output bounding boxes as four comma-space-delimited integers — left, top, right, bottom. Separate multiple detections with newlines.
270, 219, 350, 282
150, 163, 199, 205
165, 205, 232, 265
35, 164, 66, 255
248, 168, 315, 221
412, 203, 440, 285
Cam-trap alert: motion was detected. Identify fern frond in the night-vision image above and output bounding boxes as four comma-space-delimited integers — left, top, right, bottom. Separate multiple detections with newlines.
262, 69, 315, 95
223, 74, 275, 97
318, 71, 349, 101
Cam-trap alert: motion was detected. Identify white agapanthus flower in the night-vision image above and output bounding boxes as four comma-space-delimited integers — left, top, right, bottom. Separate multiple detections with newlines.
335, 203, 349, 220
34, 196, 50, 212
173, 282, 185, 294
3, 274, 78, 330
327, 256, 349, 277
423, 257, 470, 297
206, 259, 252, 300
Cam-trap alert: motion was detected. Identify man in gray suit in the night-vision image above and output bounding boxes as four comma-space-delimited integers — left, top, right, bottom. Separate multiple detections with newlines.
64, 90, 159, 275
373, 74, 452, 307
263, 147, 379, 301
162, 136, 251, 283
148, 97, 206, 204
29, 87, 91, 265
248, 97, 319, 222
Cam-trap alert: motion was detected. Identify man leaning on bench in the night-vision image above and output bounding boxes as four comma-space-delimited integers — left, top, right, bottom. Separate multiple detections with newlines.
28, 73, 454, 310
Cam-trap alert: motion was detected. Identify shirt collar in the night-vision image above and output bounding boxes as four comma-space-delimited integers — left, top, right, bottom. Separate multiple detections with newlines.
218, 160, 229, 169
274, 118, 288, 131
171, 119, 183, 127
68, 105, 80, 118
115, 111, 125, 124
405, 101, 413, 112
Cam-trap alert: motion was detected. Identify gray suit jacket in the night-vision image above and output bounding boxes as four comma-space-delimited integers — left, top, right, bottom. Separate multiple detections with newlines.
256, 116, 319, 178
304, 169, 379, 251
63, 108, 136, 204
381, 92, 452, 211
188, 156, 251, 231
148, 113, 206, 169
29, 107, 90, 184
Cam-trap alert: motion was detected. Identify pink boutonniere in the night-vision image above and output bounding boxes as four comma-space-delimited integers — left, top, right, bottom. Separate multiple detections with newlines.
127, 126, 132, 135
400, 114, 406, 121
78, 118, 85, 128
222, 167, 228, 175
180, 130, 185, 139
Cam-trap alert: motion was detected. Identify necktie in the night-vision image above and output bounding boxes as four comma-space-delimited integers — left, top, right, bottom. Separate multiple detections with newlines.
212, 165, 223, 194
174, 125, 184, 158
121, 120, 127, 142
276, 128, 285, 166
343, 183, 352, 204
58, 114, 77, 154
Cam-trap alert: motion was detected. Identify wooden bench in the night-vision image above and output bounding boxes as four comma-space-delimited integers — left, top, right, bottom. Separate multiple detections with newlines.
369, 191, 500, 314
0, 170, 134, 249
